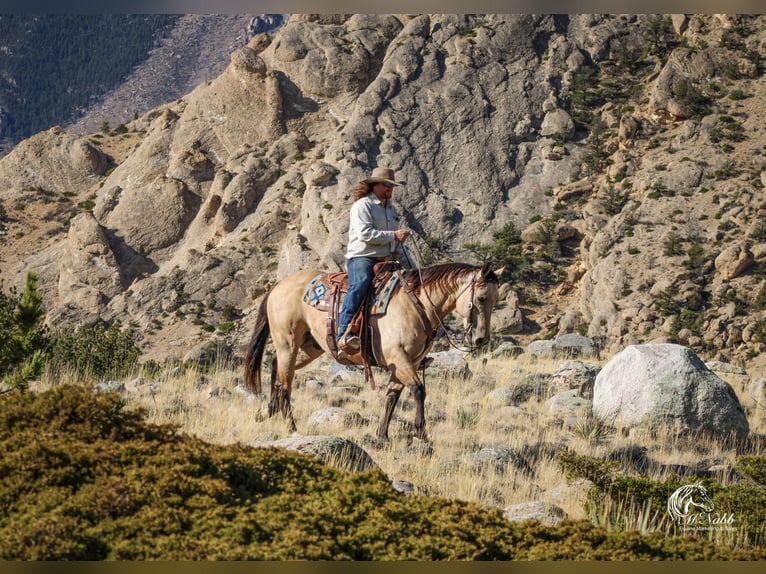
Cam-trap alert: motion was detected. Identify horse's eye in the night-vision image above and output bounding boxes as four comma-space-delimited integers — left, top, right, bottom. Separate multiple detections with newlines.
477, 296, 486, 304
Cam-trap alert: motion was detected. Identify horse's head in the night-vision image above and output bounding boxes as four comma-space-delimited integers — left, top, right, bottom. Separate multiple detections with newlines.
455, 263, 504, 348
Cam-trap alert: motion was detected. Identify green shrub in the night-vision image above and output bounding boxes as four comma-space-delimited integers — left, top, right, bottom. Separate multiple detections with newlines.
663, 230, 686, 256
48, 321, 140, 379
600, 185, 628, 215
558, 451, 766, 549
0, 272, 48, 391
674, 79, 713, 118
737, 456, 766, 486
463, 221, 530, 283
0, 385, 761, 560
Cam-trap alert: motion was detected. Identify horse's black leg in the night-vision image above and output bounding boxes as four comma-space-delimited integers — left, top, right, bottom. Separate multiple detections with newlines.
377, 384, 403, 441
410, 382, 428, 441
267, 356, 297, 432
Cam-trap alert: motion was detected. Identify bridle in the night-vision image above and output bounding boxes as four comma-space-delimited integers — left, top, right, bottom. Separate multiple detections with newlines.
407, 263, 484, 354
454, 270, 481, 348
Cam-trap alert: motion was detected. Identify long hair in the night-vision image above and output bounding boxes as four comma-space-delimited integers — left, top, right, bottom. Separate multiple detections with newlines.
353, 182, 374, 201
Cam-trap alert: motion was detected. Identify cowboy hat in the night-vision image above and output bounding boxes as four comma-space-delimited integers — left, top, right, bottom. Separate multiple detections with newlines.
360, 167, 404, 186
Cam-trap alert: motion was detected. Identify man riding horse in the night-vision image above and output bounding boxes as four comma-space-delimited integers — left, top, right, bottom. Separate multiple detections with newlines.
337, 167, 413, 355
244, 165, 503, 441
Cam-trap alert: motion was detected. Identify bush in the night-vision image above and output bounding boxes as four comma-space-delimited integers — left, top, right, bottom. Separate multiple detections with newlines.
558, 450, 766, 549
0, 272, 48, 391
463, 221, 529, 283
674, 79, 713, 118
0, 385, 761, 560
48, 321, 140, 379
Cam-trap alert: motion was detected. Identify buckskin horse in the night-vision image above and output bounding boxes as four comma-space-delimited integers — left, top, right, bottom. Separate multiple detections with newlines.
244, 262, 503, 441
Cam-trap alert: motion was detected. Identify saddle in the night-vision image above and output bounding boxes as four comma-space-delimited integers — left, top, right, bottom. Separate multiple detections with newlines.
302, 261, 401, 368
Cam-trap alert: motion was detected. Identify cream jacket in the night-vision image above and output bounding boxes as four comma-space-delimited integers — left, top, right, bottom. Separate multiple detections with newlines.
345, 194, 408, 262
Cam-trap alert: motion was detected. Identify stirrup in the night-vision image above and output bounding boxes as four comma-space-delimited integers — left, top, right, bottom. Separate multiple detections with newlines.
339, 334, 361, 354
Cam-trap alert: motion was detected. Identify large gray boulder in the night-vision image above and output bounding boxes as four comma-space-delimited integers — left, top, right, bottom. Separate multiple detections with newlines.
592, 344, 749, 442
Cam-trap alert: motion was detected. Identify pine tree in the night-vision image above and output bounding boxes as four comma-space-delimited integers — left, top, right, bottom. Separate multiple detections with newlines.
0, 272, 48, 392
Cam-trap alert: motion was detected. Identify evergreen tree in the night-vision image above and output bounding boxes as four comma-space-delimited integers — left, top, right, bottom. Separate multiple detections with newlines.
0, 272, 48, 392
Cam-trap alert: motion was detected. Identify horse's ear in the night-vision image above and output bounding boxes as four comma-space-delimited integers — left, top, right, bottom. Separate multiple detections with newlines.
493, 266, 506, 279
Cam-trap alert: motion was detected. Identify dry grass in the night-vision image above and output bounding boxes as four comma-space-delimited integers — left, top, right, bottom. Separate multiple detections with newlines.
34, 350, 766, 525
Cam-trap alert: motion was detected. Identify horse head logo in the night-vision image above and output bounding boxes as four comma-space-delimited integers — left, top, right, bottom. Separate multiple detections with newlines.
667, 483, 715, 522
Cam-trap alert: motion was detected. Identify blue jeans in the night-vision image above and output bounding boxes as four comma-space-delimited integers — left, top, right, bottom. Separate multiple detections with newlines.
337, 256, 377, 340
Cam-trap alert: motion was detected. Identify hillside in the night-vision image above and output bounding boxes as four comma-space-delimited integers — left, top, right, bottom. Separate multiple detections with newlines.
0, 15, 181, 149
1, 14, 766, 368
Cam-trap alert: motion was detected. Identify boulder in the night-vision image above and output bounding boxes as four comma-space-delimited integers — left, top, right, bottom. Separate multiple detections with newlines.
528, 334, 599, 359
503, 501, 567, 526
540, 108, 575, 141
252, 435, 377, 472
550, 360, 601, 398
592, 344, 749, 442
307, 406, 364, 428
58, 212, 124, 306
0, 127, 109, 197
485, 378, 548, 407
546, 389, 592, 427
715, 242, 755, 280
461, 445, 532, 474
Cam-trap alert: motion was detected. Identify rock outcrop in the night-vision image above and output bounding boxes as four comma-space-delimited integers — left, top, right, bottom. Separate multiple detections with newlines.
2, 14, 766, 365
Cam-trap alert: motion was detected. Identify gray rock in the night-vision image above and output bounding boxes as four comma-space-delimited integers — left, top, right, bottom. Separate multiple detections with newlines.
550, 360, 601, 399
307, 406, 364, 428
485, 379, 548, 407
546, 389, 592, 427
502, 501, 567, 526
592, 344, 749, 442
705, 361, 748, 376
95, 380, 125, 393
527, 340, 556, 357
528, 335, 599, 359
553, 334, 599, 358
461, 445, 531, 474
207, 385, 232, 398
253, 434, 378, 472
749, 378, 766, 405
391, 480, 416, 496
490, 342, 524, 359
329, 363, 363, 383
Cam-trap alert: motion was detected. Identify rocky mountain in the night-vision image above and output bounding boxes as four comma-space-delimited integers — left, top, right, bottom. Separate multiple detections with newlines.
64, 14, 284, 136
1, 14, 765, 367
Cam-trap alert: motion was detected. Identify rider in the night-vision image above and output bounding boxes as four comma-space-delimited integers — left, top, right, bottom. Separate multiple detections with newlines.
337, 166, 412, 354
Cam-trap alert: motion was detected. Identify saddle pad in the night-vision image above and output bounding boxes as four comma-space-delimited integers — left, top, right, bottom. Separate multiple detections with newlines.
370, 273, 400, 315
302, 274, 330, 309
302, 272, 400, 315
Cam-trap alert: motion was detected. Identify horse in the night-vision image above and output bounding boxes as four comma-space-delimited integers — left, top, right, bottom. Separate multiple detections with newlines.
244, 262, 503, 442
667, 483, 715, 522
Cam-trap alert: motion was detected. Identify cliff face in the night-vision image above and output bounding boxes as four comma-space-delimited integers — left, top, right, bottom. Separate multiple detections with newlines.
1, 14, 766, 365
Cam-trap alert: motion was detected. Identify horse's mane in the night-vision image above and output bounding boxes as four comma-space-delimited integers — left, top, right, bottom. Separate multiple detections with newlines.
401, 262, 497, 290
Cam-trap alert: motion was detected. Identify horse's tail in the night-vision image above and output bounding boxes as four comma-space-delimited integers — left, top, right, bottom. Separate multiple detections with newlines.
244, 290, 271, 394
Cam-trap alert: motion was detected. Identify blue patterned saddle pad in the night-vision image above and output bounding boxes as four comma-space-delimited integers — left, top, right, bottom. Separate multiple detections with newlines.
302, 272, 401, 315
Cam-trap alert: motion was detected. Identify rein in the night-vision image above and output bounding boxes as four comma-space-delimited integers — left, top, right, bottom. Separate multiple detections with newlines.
405, 236, 483, 354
